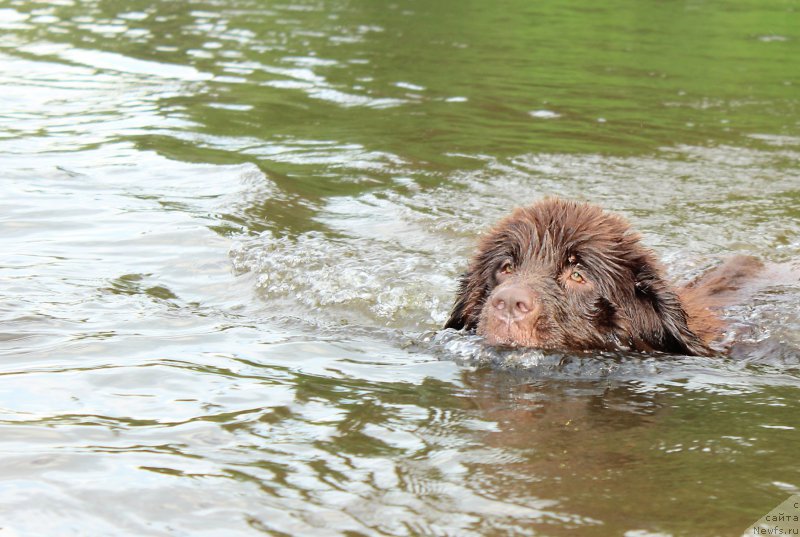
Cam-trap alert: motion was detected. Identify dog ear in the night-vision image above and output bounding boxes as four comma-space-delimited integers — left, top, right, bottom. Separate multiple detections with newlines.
633, 265, 713, 356
444, 269, 485, 330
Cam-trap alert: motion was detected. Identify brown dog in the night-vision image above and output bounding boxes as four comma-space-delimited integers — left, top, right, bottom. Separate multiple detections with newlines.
445, 198, 765, 356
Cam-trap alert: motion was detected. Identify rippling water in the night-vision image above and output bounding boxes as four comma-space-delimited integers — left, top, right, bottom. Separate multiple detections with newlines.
1, 0, 799, 535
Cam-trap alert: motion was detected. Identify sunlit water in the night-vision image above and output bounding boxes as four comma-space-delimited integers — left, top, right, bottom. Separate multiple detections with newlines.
1, 0, 799, 535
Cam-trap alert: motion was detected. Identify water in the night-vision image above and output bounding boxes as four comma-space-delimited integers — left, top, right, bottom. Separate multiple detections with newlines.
0, 0, 799, 535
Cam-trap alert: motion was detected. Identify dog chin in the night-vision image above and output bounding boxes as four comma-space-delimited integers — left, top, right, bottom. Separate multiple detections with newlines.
477, 321, 547, 349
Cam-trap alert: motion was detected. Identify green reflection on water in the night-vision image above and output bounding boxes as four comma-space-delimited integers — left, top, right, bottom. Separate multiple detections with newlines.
6, 0, 797, 236
9, 0, 799, 168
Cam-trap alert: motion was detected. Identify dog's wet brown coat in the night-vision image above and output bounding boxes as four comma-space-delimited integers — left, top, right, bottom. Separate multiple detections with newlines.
445, 198, 763, 356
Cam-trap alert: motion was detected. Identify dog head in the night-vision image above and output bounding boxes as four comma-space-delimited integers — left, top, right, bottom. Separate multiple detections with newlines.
445, 199, 711, 356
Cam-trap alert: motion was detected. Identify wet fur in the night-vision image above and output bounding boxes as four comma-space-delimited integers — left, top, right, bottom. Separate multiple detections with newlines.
445, 198, 764, 356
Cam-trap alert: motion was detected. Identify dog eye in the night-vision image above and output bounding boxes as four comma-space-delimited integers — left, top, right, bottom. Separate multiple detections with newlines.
499, 261, 514, 274
569, 271, 586, 284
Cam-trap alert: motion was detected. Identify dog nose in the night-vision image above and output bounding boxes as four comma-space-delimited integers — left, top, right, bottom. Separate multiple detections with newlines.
490, 285, 538, 322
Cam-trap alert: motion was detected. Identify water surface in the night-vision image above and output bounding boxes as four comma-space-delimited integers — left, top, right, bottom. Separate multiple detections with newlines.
1, 0, 799, 535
